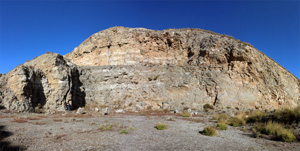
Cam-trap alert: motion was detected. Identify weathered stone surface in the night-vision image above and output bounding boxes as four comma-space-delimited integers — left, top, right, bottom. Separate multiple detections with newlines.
0, 27, 299, 112
0, 53, 85, 112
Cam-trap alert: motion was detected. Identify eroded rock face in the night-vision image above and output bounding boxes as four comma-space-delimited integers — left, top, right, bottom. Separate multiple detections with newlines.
0, 27, 299, 112
0, 53, 85, 112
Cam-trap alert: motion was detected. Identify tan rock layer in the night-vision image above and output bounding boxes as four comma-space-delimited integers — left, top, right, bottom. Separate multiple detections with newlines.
0, 27, 299, 112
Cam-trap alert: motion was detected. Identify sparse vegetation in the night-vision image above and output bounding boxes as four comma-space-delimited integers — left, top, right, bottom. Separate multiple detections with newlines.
216, 123, 227, 130
228, 114, 246, 127
180, 113, 191, 117
128, 127, 135, 131
203, 104, 214, 112
99, 124, 113, 131
155, 123, 168, 130
213, 113, 228, 123
247, 110, 266, 123
119, 129, 129, 134
273, 107, 300, 124
202, 126, 217, 136
252, 121, 296, 142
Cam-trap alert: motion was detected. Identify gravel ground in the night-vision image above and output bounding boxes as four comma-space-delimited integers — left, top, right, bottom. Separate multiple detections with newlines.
0, 111, 299, 151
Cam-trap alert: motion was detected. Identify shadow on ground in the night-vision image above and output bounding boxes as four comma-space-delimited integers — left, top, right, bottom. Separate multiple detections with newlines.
0, 125, 26, 151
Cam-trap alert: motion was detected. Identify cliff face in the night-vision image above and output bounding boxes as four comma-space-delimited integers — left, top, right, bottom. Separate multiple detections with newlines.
0, 53, 85, 112
0, 27, 299, 113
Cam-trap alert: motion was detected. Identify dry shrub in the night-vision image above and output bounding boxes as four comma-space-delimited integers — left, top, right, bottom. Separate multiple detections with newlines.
180, 113, 191, 117
247, 110, 266, 123
203, 104, 214, 112
213, 113, 228, 123
155, 123, 168, 130
216, 123, 227, 130
202, 126, 217, 136
228, 114, 246, 127
272, 106, 300, 124
253, 121, 296, 142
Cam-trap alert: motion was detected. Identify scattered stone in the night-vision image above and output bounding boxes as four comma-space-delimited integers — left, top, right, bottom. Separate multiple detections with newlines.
76, 107, 86, 114
294, 128, 300, 140
115, 109, 124, 113
103, 107, 109, 115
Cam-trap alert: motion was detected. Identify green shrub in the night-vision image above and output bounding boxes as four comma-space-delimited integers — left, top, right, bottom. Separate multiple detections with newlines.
253, 121, 296, 142
276, 128, 296, 142
155, 123, 168, 130
294, 105, 300, 122
213, 113, 229, 123
202, 126, 217, 136
99, 124, 113, 131
119, 130, 129, 134
217, 123, 228, 130
264, 121, 282, 135
203, 104, 214, 112
247, 110, 266, 123
273, 108, 296, 124
228, 114, 246, 127
180, 113, 191, 117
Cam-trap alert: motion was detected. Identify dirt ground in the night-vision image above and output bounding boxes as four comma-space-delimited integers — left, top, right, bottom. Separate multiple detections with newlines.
0, 110, 299, 151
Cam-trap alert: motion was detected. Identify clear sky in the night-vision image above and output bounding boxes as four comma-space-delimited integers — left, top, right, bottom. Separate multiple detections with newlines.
0, 0, 299, 79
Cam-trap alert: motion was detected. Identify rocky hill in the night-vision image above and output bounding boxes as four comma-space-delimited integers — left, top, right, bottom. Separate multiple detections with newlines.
0, 27, 299, 113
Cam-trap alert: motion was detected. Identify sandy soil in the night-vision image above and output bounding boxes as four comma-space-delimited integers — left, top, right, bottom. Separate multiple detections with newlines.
0, 110, 299, 151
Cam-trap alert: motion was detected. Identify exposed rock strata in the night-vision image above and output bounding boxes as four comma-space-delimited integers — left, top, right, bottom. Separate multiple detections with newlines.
0, 53, 85, 112
0, 27, 299, 112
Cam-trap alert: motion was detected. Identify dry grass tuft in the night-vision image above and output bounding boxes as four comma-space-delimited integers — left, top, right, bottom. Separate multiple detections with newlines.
213, 113, 228, 123
202, 126, 217, 136
155, 123, 168, 130
228, 114, 246, 127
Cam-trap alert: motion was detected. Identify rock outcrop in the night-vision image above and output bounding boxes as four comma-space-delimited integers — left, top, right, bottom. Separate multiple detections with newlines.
0, 53, 85, 112
0, 27, 299, 112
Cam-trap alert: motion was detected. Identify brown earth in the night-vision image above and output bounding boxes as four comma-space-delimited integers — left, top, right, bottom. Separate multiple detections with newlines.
0, 109, 299, 151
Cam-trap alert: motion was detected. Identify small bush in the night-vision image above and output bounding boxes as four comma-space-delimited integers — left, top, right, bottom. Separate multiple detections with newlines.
247, 110, 266, 123
128, 127, 135, 131
253, 121, 296, 142
273, 108, 296, 124
119, 130, 129, 134
228, 114, 246, 127
276, 128, 296, 142
213, 113, 228, 123
203, 104, 214, 112
202, 126, 217, 136
217, 123, 228, 130
155, 123, 168, 130
180, 113, 191, 117
99, 124, 113, 131
264, 121, 296, 142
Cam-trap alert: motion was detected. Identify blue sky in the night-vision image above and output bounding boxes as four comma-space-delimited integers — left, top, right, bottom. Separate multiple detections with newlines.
0, 0, 299, 79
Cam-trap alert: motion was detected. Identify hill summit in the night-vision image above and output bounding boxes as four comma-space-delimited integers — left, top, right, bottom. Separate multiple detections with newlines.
0, 27, 299, 113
